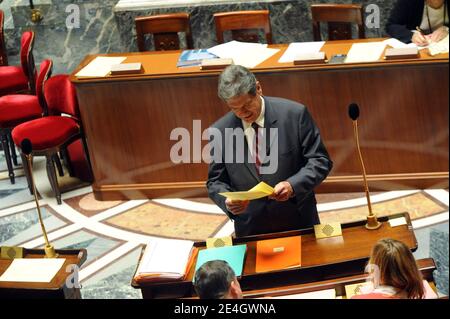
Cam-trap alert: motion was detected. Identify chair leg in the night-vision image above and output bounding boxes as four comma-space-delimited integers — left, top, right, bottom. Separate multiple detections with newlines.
20, 153, 34, 195
8, 133, 18, 166
46, 155, 61, 205
1, 132, 15, 184
53, 154, 64, 177
60, 147, 74, 177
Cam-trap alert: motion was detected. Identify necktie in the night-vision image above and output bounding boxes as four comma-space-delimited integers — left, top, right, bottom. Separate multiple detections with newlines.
251, 122, 261, 174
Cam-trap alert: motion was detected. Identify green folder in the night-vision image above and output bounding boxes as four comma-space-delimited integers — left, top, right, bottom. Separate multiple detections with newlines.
194, 244, 247, 277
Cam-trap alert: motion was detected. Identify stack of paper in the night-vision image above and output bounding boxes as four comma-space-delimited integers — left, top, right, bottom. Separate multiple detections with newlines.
0, 258, 66, 283
194, 244, 247, 277
278, 41, 325, 63
345, 42, 387, 63
134, 239, 195, 282
219, 181, 274, 200
428, 34, 449, 55
382, 38, 418, 49
75, 57, 127, 78
207, 41, 279, 68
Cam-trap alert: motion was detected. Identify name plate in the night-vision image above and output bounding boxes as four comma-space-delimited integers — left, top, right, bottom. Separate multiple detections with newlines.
293, 52, 326, 65
384, 47, 419, 60
206, 236, 233, 249
110, 62, 143, 75
1, 246, 24, 259
200, 58, 233, 70
314, 222, 342, 239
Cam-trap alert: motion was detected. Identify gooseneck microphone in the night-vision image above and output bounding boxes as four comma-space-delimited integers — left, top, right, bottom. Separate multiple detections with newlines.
348, 104, 381, 230
21, 138, 58, 258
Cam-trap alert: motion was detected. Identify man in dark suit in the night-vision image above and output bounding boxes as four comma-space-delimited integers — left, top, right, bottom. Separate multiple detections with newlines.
206, 65, 332, 237
386, 0, 448, 45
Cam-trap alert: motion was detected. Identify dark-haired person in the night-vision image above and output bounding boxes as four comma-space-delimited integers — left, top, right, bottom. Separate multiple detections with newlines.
194, 260, 243, 299
352, 238, 438, 299
206, 65, 332, 237
386, 0, 449, 46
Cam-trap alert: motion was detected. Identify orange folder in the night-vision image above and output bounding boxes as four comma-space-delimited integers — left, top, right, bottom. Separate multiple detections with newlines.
255, 236, 301, 273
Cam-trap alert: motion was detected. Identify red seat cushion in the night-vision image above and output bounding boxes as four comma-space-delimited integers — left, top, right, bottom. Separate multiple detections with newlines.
0, 66, 29, 96
12, 116, 80, 151
0, 94, 42, 128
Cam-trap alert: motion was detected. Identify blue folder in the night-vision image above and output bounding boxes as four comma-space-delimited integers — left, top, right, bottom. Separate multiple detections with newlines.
194, 244, 247, 277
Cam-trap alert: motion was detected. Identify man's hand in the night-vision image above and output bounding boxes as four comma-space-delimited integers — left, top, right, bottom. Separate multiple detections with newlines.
269, 181, 294, 202
412, 31, 429, 46
225, 198, 249, 215
430, 26, 449, 43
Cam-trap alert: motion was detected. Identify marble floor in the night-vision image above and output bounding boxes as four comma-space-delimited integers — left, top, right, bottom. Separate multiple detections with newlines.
0, 151, 448, 298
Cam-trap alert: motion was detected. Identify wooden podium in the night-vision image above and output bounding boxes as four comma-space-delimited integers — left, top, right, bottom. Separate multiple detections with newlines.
132, 212, 418, 299
0, 249, 87, 299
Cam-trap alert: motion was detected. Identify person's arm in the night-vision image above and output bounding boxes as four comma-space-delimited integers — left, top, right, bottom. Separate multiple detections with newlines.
386, 0, 416, 43
286, 107, 333, 197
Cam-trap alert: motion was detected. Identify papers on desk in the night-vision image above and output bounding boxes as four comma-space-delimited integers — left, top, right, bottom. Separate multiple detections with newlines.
382, 38, 418, 49
134, 239, 195, 283
0, 258, 66, 283
219, 181, 274, 201
389, 216, 407, 227
345, 42, 387, 63
207, 41, 279, 68
428, 34, 449, 55
278, 41, 325, 63
75, 56, 127, 78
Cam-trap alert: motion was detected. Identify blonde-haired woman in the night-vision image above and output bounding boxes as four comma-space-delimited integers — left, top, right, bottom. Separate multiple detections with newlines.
353, 238, 438, 299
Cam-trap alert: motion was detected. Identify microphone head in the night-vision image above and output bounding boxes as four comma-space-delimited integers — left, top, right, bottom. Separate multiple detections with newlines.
348, 103, 360, 121
21, 138, 33, 155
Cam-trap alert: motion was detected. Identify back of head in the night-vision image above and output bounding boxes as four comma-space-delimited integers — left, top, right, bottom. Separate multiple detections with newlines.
218, 65, 257, 101
194, 260, 237, 299
369, 238, 425, 299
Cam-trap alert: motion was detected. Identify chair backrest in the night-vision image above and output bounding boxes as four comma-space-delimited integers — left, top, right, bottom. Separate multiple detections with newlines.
35, 59, 53, 114
213, 10, 273, 44
0, 10, 8, 66
311, 4, 365, 41
44, 74, 79, 118
135, 13, 193, 51
20, 31, 36, 93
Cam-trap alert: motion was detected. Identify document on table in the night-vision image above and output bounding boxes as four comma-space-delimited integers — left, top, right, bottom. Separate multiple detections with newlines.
0, 258, 66, 282
382, 38, 418, 49
207, 41, 279, 68
75, 56, 127, 77
278, 41, 325, 63
345, 42, 387, 63
219, 181, 274, 200
428, 34, 449, 55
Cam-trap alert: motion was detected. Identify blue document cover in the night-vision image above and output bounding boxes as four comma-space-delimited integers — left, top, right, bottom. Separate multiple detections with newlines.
177, 49, 218, 67
194, 244, 247, 277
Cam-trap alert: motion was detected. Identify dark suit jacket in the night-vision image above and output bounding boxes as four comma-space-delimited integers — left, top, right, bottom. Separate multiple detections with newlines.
206, 96, 332, 237
386, 0, 449, 43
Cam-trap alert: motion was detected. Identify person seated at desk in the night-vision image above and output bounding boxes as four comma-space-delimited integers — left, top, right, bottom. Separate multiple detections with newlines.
352, 238, 438, 299
386, 0, 449, 46
206, 65, 332, 237
194, 260, 243, 299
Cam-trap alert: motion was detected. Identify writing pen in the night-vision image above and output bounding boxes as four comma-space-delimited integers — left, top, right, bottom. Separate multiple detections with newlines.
415, 26, 429, 44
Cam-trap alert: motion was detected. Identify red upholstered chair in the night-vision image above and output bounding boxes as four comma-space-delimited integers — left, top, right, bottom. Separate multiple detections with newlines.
0, 59, 52, 184
12, 74, 92, 205
0, 10, 8, 66
0, 30, 36, 96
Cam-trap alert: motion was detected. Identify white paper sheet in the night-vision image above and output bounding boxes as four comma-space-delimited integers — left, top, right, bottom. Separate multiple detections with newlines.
75, 57, 127, 77
382, 38, 418, 49
0, 258, 66, 283
136, 239, 194, 278
345, 42, 387, 63
389, 217, 407, 227
278, 41, 325, 63
207, 41, 279, 69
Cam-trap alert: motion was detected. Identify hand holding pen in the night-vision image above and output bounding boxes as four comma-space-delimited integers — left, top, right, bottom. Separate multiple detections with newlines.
412, 27, 430, 46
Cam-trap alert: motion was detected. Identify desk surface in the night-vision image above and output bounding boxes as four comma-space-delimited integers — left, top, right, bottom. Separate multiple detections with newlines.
71, 38, 449, 83
132, 212, 417, 298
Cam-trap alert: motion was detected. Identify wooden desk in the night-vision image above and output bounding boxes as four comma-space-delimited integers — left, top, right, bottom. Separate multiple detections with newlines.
131, 212, 417, 299
71, 39, 449, 200
0, 249, 87, 299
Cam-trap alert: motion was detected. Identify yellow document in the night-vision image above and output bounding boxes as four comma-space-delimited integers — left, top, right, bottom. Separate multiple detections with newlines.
219, 182, 274, 201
